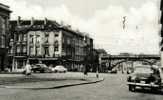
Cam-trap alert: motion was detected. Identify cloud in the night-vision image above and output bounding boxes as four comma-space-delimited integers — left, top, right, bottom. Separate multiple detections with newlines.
0, 0, 160, 54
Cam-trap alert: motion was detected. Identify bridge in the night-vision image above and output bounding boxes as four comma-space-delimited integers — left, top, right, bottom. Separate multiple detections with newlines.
99, 54, 160, 73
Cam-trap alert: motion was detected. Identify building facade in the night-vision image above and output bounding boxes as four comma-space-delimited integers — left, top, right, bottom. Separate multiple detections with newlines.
0, 3, 11, 71
160, 0, 163, 69
9, 17, 93, 71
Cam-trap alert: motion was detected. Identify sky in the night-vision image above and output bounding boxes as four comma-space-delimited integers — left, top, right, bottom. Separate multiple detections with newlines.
0, 0, 161, 54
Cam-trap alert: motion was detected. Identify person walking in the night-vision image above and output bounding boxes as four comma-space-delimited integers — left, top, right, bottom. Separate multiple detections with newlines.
96, 66, 99, 78
24, 60, 32, 75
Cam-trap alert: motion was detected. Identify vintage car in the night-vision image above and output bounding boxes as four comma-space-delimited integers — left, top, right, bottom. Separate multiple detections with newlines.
50, 65, 67, 73
31, 64, 50, 73
127, 65, 162, 92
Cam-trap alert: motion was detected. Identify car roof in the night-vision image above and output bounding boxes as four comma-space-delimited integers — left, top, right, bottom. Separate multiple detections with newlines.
35, 64, 47, 66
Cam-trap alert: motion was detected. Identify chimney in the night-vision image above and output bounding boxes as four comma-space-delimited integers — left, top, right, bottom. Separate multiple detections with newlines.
44, 17, 47, 25
31, 17, 34, 25
17, 16, 21, 26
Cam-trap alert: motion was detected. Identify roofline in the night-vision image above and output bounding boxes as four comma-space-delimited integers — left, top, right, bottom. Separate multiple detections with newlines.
0, 3, 12, 12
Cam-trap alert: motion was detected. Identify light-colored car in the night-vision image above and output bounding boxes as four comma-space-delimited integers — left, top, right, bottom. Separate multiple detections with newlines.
51, 65, 67, 73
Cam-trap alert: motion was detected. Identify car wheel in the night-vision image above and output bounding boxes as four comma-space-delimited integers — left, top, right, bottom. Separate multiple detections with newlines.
129, 85, 135, 92
40, 70, 45, 73
151, 87, 157, 92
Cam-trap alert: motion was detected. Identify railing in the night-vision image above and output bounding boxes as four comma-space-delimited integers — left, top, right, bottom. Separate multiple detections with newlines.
101, 55, 160, 59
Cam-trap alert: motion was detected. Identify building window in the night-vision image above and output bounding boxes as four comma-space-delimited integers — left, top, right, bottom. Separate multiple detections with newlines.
62, 37, 65, 43
30, 35, 34, 43
29, 47, 34, 56
45, 37, 48, 43
44, 32, 49, 37
54, 46, 59, 52
9, 47, 13, 54
22, 46, 27, 53
0, 36, 5, 48
55, 33, 59, 37
23, 34, 27, 41
18, 34, 22, 42
44, 32, 49, 43
36, 47, 40, 56
54, 40, 59, 52
44, 47, 49, 56
36, 35, 40, 44
67, 38, 71, 45
0, 16, 5, 35
0, 16, 6, 48
16, 46, 21, 53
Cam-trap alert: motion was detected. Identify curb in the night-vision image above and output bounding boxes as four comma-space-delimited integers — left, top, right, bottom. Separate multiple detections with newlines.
2, 78, 104, 90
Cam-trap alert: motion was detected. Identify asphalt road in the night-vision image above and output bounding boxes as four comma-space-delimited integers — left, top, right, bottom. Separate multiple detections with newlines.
0, 73, 163, 100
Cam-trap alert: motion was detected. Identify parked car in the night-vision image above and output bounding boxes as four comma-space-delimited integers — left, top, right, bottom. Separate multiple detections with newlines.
127, 65, 162, 92
31, 64, 50, 73
108, 68, 117, 74
51, 65, 67, 73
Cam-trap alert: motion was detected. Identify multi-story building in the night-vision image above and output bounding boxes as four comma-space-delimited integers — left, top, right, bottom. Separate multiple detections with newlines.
9, 17, 93, 71
0, 3, 11, 71
160, 0, 163, 69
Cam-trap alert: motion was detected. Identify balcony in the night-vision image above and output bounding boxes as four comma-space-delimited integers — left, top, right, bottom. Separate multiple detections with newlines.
15, 52, 27, 58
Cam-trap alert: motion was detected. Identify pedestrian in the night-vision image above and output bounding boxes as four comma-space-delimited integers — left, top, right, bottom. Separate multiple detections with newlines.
24, 60, 32, 75
96, 66, 99, 78
83, 64, 89, 79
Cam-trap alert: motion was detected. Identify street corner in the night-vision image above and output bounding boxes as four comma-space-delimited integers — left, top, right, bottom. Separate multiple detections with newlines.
0, 76, 104, 90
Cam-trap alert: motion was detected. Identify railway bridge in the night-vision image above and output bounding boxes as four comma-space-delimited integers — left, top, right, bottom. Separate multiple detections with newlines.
99, 55, 160, 73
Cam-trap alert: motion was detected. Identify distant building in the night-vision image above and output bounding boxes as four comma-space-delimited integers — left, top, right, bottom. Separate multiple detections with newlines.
160, 0, 163, 69
0, 3, 11, 71
9, 17, 93, 71
96, 49, 107, 56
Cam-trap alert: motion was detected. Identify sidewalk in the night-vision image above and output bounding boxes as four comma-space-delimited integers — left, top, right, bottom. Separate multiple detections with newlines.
0, 72, 104, 89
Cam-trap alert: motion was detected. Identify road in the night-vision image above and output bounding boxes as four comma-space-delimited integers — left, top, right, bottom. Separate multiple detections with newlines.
0, 73, 163, 100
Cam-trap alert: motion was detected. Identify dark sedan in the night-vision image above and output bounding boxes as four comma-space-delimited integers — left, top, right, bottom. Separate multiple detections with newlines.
31, 64, 50, 73
127, 65, 162, 92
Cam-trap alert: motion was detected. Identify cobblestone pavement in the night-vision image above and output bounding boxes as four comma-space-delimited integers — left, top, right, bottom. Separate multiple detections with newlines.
0, 73, 163, 100
0, 72, 102, 89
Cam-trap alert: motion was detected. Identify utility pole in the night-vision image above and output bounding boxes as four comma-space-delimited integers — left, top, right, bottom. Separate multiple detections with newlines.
122, 16, 126, 30
122, 16, 127, 73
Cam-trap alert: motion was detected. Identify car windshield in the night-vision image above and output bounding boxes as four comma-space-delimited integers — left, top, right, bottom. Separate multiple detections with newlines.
134, 66, 153, 74
36, 64, 47, 67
